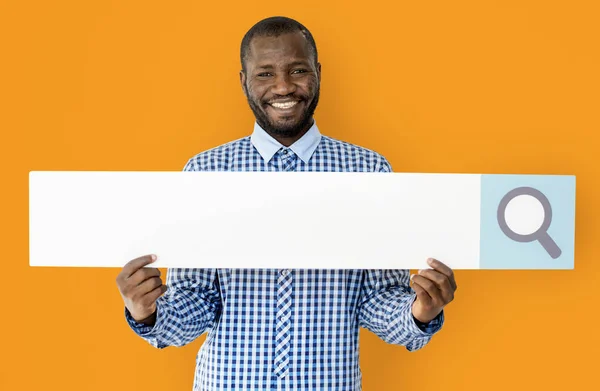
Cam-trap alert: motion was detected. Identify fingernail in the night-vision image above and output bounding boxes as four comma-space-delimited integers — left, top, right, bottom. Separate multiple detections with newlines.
410, 274, 415, 281
418, 269, 425, 274
151, 254, 157, 261
427, 258, 434, 265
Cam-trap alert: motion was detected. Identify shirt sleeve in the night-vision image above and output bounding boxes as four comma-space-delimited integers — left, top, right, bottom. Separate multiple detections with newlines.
125, 268, 222, 349
357, 269, 444, 351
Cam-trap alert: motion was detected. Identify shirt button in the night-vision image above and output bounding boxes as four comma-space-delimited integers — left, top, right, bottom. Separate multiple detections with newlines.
282, 149, 288, 155
281, 270, 290, 276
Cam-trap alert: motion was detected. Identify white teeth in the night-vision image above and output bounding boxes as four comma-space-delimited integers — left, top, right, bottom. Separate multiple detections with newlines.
271, 101, 298, 109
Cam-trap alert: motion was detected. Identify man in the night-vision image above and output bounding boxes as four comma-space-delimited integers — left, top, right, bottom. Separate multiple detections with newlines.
116, 16, 457, 391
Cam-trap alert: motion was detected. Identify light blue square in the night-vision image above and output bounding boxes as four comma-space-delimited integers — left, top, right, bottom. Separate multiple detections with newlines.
480, 175, 576, 269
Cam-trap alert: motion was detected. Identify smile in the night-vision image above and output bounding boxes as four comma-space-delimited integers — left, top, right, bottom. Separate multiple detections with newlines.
270, 101, 299, 110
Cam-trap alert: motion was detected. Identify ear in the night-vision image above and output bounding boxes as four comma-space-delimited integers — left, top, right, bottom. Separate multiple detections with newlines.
240, 70, 247, 97
317, 62, 321, 82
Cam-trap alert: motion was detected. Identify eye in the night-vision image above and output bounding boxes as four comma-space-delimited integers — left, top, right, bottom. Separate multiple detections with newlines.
257, 72, 272, 77
292, 69, 307, 74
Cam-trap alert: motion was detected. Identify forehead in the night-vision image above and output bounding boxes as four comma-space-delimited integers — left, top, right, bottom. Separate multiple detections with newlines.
247, 31, 312, 66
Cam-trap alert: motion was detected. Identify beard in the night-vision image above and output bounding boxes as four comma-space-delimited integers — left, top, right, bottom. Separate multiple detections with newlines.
244, 83, 320, 138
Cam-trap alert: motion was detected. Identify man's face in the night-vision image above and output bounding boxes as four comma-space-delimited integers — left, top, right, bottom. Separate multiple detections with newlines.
240, 31, 321, 138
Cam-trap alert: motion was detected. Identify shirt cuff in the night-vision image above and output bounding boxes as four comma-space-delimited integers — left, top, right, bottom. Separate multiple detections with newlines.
403, 294, 445, 337
125, 303, 166, 343
412, 310, 444, 334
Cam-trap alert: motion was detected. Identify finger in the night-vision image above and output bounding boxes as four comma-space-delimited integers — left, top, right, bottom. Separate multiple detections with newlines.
411, 279, 433, 305
122, 254, 157, 279
427, 258, 456, 289
412, 274, 444, 305
128, 267, 161, 286
143, 284, 168, 304
448, 275, 457, 292
418, 269, 454, 298
136, 276, 163, 296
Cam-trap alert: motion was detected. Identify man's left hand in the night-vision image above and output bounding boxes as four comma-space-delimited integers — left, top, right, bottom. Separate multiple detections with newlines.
410, 258, 457, 323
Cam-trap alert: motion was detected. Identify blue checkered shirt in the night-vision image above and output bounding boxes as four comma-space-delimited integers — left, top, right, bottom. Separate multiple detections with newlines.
126, 121, 444, 391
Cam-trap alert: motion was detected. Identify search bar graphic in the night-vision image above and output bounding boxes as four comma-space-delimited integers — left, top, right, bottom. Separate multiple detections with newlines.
29, 172, 576, 270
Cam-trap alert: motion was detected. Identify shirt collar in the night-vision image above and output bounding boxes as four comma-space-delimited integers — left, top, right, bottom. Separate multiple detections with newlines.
250, 120, 322, 164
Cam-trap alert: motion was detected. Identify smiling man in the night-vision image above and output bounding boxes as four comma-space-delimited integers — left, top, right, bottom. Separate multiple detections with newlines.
116, 16, 457, 391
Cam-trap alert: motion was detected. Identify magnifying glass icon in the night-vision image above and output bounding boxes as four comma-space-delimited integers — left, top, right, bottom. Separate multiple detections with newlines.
497, 186, 562, 259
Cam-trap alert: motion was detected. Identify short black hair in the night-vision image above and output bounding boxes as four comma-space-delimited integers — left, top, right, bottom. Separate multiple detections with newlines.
240, 16, 318, 73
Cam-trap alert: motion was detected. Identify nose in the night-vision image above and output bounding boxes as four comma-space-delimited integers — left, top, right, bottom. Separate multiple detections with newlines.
271, 73, 296, 96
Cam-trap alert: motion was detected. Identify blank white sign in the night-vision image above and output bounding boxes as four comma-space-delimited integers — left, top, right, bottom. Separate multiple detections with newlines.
29, 171, 482, 269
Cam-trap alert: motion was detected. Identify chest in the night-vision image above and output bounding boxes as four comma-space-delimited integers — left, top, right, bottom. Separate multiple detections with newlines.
216, 269, 364, 313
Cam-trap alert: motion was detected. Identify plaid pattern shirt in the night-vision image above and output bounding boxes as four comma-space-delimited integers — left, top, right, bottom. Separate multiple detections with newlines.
126, 121, 444, 391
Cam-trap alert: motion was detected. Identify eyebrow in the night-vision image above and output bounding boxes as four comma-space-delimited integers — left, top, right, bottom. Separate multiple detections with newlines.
255, 61, 310, 70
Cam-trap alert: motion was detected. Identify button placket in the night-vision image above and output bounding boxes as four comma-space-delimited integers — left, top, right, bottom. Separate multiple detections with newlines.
273, 269, 293, 378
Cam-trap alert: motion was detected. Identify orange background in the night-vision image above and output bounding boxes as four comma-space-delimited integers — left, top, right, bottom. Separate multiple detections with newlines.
1, 0, 598, 390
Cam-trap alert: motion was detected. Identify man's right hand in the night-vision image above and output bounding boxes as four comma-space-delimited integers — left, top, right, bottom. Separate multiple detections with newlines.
116, 254, 168, 326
